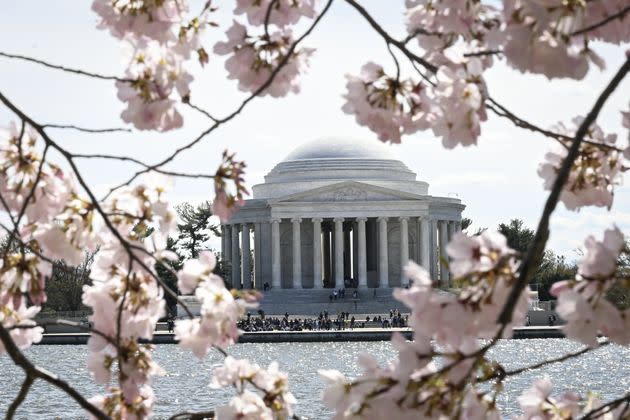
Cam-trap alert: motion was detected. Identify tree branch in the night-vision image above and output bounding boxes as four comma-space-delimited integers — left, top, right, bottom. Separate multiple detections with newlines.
342, 0, 438, 74
6, 374, 34, 420
581, 393, 630, 419
0, 51, 131, 82
42, 123, 131, 133
497, 55, 630, 327
572, 6, 630, 37
0, 324, 108, 420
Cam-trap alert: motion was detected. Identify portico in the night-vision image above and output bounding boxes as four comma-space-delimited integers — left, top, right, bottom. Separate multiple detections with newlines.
222, 137, 465, 291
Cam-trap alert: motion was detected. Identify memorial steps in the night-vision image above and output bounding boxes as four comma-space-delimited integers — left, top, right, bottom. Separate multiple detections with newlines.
256, 288, 408, 316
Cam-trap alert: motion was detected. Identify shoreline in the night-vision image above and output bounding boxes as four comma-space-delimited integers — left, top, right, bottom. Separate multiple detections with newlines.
37, 326, 564, 345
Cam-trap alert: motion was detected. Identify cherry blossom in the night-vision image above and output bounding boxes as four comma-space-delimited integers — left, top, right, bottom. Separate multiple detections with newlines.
342, 62, 432, 143
623, 103, 630, 159
582, 1, 630, 45
214, 21, 314, 97
116, 38, 193, 131
234, 0, 317, 27
212, 356, 296, 419
213, 150, 248, 223
0, 300, 43, 353
92, 0, 187, 43
0, 250, 51, 307
516, 376, 581, 419
538, 117, 623, 210
551, 227, 630, 347
502, 0, 604, 80
431, 58, 488, 148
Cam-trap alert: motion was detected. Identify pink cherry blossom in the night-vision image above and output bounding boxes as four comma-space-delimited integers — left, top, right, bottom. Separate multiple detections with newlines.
92, 0, 187, 43
516, 376, 581, 420
342, 62, 432, 143
538, 117, 623, 210
234, 0, 317, 27
0, 300, 43, 353
212, 356, 296, 419
213, 21, 314, 97
116, 38, 192, 131
552, 227, 630, 347
582, 1, 630, 44
502, 0, 605, 80
622, 103, 630, 159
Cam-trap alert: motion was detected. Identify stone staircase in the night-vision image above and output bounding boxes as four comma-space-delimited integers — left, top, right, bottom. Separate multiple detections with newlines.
255, 288, 408, 315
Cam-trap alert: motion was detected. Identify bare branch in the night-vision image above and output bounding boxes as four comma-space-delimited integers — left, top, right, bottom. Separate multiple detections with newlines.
0, 51, 131, 82
0, 324, 108, 420
343, 0, 438, 74
42, 123, 132, 133
580, 392, 630, 420
497, 55, 630, 327
183, 100, 218, 122
6, 374, 34, 420
572, 6, 630, 37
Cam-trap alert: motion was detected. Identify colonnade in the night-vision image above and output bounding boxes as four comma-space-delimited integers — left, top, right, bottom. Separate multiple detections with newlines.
222, 217, 462, 290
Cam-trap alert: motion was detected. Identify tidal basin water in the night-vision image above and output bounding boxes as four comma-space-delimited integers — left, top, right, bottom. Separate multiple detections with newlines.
1, 339, 629, 419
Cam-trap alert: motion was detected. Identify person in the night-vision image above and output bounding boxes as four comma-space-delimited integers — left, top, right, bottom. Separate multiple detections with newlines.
167, 317, 174, 333
373, 288, 377, 299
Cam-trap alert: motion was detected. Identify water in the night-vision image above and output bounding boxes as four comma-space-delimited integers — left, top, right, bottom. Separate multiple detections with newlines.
1, 339, 628, 419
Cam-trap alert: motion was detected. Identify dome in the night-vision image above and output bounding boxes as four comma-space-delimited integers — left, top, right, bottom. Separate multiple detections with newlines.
252, 137, 427, 199
282, 137, 396, 161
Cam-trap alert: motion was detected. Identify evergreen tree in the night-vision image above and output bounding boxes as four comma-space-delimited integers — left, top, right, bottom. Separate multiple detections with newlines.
175, 201, 219, 259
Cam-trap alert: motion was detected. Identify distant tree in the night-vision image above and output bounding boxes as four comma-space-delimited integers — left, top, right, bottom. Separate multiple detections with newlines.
175, 201, 219, 259
461, 217, 472, 232
497, 219, 535, 254
44, 252, 95, 312
606, 241, 630, 309
535, 251, 577, 300
155, 236, 184, 314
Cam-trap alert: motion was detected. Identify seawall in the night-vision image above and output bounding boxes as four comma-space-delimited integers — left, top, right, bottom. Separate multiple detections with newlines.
37, 326, 564, 345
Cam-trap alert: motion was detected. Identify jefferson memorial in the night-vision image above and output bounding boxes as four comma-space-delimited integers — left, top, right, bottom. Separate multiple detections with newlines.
221, 137, 465, 293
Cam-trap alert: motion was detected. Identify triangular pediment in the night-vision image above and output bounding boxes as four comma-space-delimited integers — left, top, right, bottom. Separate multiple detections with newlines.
272, 181, 426, 203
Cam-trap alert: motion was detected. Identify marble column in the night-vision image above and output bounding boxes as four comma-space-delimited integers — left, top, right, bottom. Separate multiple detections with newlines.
292, 217, 302, 289
323, 226, 331, 286
456, 221, 462, 233
399, 216, 409, 284
438, 220, 449, 287
343, 225, 351, 279
221, 225, 226, 261
430, 219, 438, 280
271, 218, 281, 289
378, 217, 388, 287
241, 224, 251, 289
420, 217, 430, 271
254, 223, 262, 290
231, 224, 241, 289
357, 217, 367, 288
312, 218, 323, 289
225, 225, 232, 265
334, 217, 344, 287
447, 221, 455, 283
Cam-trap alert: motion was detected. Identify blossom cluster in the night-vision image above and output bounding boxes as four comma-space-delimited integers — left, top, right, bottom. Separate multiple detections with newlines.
212, 150, 248, 222
175, 251, 256, 357
551, 226, 630, 347
538, 117, 624, 211
92, 0, 216, 131
211, 356, 296, 419
320, 231, 528, 418
344, 1, 630, 147
343, 57, 487, 147
0, 122, 94, 351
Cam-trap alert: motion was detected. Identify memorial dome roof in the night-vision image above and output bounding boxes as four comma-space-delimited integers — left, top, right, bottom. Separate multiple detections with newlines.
252, 137, 426, 199
281, 137, 395, 161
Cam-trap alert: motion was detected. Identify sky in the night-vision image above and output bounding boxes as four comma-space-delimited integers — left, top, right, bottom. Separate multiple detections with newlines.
1, 1, 629, 259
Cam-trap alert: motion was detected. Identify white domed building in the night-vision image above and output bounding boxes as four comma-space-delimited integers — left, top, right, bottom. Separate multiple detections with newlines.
221, 137, 465, 296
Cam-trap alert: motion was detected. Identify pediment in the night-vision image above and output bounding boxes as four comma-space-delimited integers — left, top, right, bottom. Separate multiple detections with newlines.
273, 181, 425, 203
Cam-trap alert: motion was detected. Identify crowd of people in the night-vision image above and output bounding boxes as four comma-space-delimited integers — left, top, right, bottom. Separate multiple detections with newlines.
236, 309, 409, 332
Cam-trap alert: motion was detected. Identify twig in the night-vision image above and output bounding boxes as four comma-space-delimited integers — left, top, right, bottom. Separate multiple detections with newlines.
572, 6, 630, 37
581, 393, 630, 419
42, 123, 132, 133
343, 0, 438, 74
6, 374, 34, 420
0, 51, 131, 83
497, 55, 630, 327
0, 324, 108, 420
183, 101, 218, 123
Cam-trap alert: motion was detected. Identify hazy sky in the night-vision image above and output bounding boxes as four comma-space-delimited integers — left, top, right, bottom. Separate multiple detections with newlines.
1, 1, 629, 259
